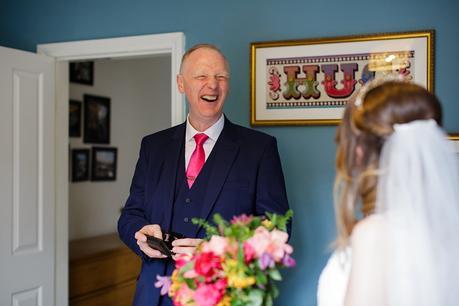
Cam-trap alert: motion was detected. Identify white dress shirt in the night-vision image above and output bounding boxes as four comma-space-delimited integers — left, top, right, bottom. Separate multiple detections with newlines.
185, 114, 225, 170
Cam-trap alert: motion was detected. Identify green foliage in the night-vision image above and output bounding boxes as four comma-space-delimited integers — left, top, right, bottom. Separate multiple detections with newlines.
192, 217, 218, 238
268, 269, 282, 281
255, 269, 268, 285
265, 209, 292, 232
192, 209, 293, 241
247, 289, 264, 306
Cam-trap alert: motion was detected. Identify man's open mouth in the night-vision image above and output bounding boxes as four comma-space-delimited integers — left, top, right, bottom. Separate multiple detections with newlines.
201, 95, 218, 102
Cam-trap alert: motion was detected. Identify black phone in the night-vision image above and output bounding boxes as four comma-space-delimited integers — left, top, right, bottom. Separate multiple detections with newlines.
146, 231, 184, 258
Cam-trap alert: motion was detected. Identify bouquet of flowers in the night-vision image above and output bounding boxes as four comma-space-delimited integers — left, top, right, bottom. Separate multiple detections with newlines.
155, 210, 295, 306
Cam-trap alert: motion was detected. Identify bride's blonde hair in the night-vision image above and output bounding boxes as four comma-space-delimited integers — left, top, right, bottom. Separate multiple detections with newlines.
333, 80, 442, 248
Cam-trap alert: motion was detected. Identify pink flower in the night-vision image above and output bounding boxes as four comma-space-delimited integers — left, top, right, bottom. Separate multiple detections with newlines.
174, 285, 195, 306
259, 253, 275, 270
183, 268, 198, 279
154, 275, 171, 296
174, 253, 193, 269
282, 254, 296, 268
266, 229, 293, 261
246, 226, 271, 257
231, 214, 253, 225
194, 252, 222, 279
202, 236, 228, 256
194, 282, 225, 306
214, 278, 228, 291
174, 253, 198, 279
246, 227, 272, 257
243, 242, 256, 263
246, 227, 293, 262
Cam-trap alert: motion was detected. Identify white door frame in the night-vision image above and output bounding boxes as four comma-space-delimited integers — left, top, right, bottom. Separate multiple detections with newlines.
38, 32, 185, 125
37, 32, 185, 306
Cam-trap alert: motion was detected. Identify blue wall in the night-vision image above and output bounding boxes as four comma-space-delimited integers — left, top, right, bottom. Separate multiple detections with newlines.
2, 1, 458, 305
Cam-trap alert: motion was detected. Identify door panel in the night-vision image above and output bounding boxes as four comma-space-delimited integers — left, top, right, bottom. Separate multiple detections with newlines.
0, 46, 55, 306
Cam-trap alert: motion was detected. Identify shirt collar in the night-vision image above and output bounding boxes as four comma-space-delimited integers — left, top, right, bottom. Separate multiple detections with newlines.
186, 114, 225, 142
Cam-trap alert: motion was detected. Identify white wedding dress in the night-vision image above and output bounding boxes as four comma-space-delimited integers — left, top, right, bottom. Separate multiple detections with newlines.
316, 214, 386, 306
316, 248, 351, 306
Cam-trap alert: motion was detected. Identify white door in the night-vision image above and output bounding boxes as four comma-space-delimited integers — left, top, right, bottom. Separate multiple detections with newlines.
0, 46, 55, 306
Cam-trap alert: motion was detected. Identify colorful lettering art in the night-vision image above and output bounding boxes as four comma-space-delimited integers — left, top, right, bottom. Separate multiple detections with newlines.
266, 51, 414, 109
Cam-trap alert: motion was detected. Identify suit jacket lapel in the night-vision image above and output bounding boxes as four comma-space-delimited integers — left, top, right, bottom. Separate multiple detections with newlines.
194, 118, 239, 236
160, 123, 185, 231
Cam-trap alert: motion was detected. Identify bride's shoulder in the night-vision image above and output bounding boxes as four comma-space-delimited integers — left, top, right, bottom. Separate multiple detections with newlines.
350, 215, 388, 247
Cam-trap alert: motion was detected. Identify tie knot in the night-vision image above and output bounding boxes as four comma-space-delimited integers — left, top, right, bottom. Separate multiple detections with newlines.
194, 133, 209, 146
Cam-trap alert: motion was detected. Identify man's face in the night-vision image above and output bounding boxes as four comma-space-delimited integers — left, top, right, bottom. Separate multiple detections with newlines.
177, 48, 229, 127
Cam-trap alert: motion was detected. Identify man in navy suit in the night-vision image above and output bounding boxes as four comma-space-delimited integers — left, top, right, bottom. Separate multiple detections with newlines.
118, 44, 290, 306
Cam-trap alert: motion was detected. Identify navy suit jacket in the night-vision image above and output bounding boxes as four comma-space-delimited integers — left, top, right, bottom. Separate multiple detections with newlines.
118, 117, 290, 306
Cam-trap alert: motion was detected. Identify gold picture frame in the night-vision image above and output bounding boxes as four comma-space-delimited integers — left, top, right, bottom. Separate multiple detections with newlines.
250, 30, 435, 126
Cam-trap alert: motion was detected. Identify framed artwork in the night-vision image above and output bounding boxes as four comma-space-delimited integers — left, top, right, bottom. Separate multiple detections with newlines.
91, 147, 117, 181
69, 100, 82, 137
69, 61, 94, 85
83, 94, 110, 144
250, 30, 434, 126
71, 149, 90, 182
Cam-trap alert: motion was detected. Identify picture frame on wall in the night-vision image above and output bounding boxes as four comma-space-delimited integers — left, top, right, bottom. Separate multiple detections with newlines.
69, 61, 94, 85
250, 30, 435, 126
69, 100, 82, 137
83, 94, 110, 144
71, 149, 90, 182
91, 147, 117, 181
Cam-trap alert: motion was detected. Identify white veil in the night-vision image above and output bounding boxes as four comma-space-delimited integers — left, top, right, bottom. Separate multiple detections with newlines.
376, 119, 459, 306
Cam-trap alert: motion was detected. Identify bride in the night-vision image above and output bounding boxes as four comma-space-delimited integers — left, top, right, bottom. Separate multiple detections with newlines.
317, 77, 459, 306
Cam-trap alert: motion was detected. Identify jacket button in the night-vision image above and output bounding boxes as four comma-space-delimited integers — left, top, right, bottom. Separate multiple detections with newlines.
185, 198, 191, 203
184, 217, 189, 222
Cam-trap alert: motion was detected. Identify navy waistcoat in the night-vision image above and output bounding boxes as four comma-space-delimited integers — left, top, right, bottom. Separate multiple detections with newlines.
170, 144, 215, 236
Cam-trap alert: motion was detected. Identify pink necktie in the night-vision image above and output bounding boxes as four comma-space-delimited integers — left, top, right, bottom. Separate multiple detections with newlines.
186, 133, 209, 188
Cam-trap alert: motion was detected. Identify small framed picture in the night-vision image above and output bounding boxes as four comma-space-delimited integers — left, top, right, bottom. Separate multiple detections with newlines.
84, 94, 110, 144
91, 147, 117, 181
71, 149, 90, 182
69, 61, 94, 85
69, 100, 82, 137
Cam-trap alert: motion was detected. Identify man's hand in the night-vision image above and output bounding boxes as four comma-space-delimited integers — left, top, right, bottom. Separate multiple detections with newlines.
171, 238, 203, 260
134, 224, 167, 258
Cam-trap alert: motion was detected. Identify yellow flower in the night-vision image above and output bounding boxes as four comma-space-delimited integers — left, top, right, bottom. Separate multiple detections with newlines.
171, 270, 179, 281
262, 219, 273, 229
223, 258, 238, 270
223, 259, 256, 289
228, 274, 256, 288
169, 271, 181, 296
217, 295, 232, 306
